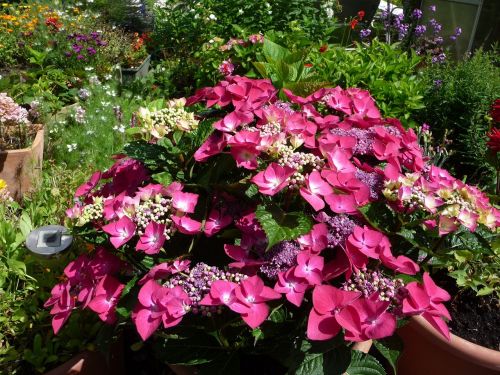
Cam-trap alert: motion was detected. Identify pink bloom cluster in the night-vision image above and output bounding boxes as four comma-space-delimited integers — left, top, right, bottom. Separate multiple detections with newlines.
219, 34, 264, 52
44, 247, 124, 333
0, 92, 28, 126
383, 167, 499, 234
67, 157, 202, 253
51, 77, 498, 345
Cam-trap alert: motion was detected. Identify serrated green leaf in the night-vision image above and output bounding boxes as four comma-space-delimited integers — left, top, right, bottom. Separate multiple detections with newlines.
373, 336, 403, 374
345, 351, 386, 375
294, 346, 350, 375
255, 204, 312, 249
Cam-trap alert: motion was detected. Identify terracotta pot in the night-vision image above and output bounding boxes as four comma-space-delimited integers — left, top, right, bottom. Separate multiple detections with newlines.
398, 315, 500, 375
44, 339, 124, 375
0, 128, 44, 200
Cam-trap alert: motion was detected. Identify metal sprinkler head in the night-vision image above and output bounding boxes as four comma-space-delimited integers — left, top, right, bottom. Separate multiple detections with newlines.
26, 225, 73, 257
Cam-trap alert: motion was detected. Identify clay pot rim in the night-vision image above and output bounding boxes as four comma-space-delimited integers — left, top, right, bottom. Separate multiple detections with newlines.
0, 127, 44, 155
411, 315, 500, 370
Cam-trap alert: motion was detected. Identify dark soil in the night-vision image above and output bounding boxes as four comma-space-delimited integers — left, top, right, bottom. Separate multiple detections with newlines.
438, 275, 500, 350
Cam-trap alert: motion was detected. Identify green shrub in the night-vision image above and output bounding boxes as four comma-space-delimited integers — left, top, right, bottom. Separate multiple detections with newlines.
311, 39, 426, 124
152, 0, 341, 57
418, 49, 500, 188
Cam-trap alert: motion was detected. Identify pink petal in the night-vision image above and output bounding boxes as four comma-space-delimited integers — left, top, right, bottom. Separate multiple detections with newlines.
307, 308, 341, 341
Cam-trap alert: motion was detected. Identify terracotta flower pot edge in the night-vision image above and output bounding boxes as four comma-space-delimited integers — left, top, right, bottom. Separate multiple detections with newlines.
0, 127, 44, 200
398, 315, 500, 374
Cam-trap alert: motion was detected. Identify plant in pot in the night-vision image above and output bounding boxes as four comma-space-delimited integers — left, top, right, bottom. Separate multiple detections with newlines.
396, 103, 500, 374
0, 93, 43, 200
120, 32, 151, 82
45, 76, 498, 374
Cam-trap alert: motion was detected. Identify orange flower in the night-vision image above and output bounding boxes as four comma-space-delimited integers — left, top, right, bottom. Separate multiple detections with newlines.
350, 19, 358, 29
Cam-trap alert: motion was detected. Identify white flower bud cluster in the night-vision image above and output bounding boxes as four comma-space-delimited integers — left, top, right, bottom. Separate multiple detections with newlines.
134, 195, 175, 238
77, 197, 104, 226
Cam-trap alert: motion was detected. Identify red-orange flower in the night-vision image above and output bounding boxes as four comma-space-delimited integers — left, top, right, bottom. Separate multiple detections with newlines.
304, 63, 313, 68
350, 19, 359, 29
357, 10, 365, 20
487, 128, 500, 154
319, 44, 328, 53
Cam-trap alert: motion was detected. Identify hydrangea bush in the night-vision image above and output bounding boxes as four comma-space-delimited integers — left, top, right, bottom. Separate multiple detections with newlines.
47, 76, 499, 372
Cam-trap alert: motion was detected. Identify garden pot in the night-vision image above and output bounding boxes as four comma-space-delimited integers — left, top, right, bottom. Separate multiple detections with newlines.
120, 54, 151, 83
0, 127, 44, 200
44, 339, 125, 375
397, 315, 500, 375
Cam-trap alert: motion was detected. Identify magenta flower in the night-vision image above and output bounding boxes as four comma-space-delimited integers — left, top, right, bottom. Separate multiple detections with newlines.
294, 252, 324, 285
44, 281, 74, 334
402, 272, 451, 340
200, 280, 238, 306
230, 275, 281, 328
138, 263, 171, 285
307, 285, 360, 340
88, 275, 124, 324
194, 132, 227, 162
218, 59, 235, 76
346, 226, 384, 259
74, 171, 101, 197
214, 111, 253, 133
132, 280, 170, 340
171, 215, 202, 234
136, 221, 166, 254
300, 171, 333, 211
172, 191, 199, 213
274, 268, 309, 307
297, 223, 328, 254
228, 130, 262, 170
336, 294, 396, 341
204, 207, 233, 236
251, 163, 295, 195
102, 216, 136, 248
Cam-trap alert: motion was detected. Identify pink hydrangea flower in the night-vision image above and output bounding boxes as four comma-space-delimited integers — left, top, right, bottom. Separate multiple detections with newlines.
102, 216, 136, 248
251, 163, 295, 195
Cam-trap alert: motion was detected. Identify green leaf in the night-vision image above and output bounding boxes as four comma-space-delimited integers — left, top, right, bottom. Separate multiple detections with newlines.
263, 38, 291, 63
358, 202, 398, 234
255, 204, 312, 249
476, 286, 494, 296
345, 351, 386, 375
152, 171, 173, 186
373, 336, 403, 374
294, 346, 350, 375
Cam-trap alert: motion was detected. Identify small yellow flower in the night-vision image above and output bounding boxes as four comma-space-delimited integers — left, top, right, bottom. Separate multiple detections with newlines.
0, 179, 7, 190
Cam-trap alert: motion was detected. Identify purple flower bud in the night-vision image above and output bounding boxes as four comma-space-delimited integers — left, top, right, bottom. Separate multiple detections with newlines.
359, 28, 372, 39
411, 9, 423, 19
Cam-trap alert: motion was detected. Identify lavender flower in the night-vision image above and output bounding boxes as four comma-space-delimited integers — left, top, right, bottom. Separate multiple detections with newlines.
78, 88, 91, 101
260, 241, 300, 279
414, 25, 427, 37
431, 52, 446, 64
433, 79, 443, 87
342, 268, 406, 313
411, 9, 423, 19
429, 19, 442, 34
74, 106, 86, 124
355, 169, 384, 200
429, 5, 436, 12
315, 213, 357, 248
360, 29, 372, 39
164, 262, 247, 315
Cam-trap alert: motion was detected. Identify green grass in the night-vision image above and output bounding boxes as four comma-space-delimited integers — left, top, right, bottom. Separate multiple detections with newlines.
46, 77, 141, 171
